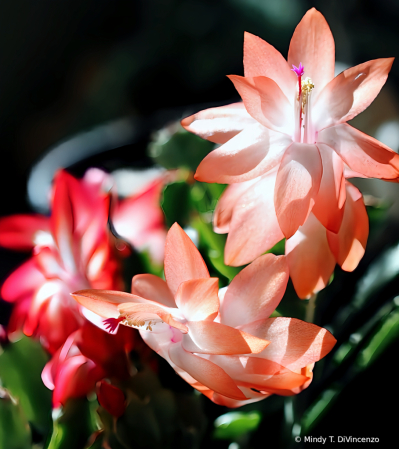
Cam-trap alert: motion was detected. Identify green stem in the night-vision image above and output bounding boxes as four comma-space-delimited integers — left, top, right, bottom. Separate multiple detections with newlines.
305, 293, 317, 323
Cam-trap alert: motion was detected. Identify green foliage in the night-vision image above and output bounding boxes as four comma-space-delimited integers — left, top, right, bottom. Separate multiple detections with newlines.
213, 411, 261, 441
46, 399, 94, 449
0, 388, 31, 449
161, 181, 192, 228
149, 127, 214, 172
0, 336, 51, 433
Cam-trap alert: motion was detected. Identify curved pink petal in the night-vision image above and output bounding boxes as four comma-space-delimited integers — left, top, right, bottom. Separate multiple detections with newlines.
0, 215, 50, 251
181, 102, 256, 144
209, 355, 309, 392
119, 302, 188, 334
194, 123, 291, 183
287, 8, 335, 96
228, 75, 294, 135
286, 213, 336, 299
175, 278, 219, 321
239, 317, 336, 371
1, 258, 46, 302
131, 274, 175, 307
244, 32, 296, 100
327, 182, 369, 271
275, 143, 322, 238
213, 180, 258, 234
312, 144, 346, 233
224, 173, 284, 266
164, 223, 209, 296
314, 58, 394, 128
183, 321, 269, 355
318, 124, 399, 180
221, 254, 289, 327
168, 345, 246, 400
72, 289, 145, 319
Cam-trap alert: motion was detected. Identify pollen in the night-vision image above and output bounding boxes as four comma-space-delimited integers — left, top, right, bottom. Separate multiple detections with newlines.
301, 77, 314, 108
119, 314, 158, 331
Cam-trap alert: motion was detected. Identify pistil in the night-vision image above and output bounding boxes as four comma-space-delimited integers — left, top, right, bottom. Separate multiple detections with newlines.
291, 64, 314, 143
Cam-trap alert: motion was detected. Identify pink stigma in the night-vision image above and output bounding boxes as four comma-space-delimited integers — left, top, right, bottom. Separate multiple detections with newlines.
103, 317, 123, 333
291, 63, 304, 77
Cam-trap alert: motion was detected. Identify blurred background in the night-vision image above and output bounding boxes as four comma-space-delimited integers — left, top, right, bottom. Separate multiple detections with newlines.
1, 0, 399, 447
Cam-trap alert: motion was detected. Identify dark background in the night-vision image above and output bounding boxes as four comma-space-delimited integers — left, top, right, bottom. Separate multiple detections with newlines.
1, 0, 399, 446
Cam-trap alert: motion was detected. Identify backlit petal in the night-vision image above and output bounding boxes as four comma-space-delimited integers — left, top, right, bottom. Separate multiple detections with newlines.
318, 124, 399, 180
131, 274, 175, 307
286, 213, 336, 299
311, 144, 346, 233
183, 321, 269, 354
287, 8, 335, 96
164, 223, 209, 296
244, 32, 296, 100
314, 58, 394, 128
195, 123, 291, 183
327, 182, 369, 271
239, 317, 336, 372
221, 254, 289, 327
228, 75, 294, 135
275, 143, 322, 238
169, 345, 246, 400
224, 173, 284, 266
181, 102, 255, 144
175, 278, 219, 321
0, 215, 50, 251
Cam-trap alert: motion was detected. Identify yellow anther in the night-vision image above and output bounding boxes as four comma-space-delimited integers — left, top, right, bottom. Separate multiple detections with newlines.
301, 77, 314, 108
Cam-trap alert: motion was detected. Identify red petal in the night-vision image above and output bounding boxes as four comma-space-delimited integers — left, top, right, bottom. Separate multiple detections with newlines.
0, 215, 50, 251
97, 381, 126, 417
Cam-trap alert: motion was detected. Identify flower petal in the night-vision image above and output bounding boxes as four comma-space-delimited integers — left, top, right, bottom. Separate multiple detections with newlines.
210, 355, 310, 392
119, 302, 188, 334
275, 143, 322, 238
224, 173, 284, 266
318, 124, 399, 180
311, 144, 346, 233
287, 8, 335, 96
314, 58, 394, 128
183, 321, 269, 355
286, 213, 336, 299
164, 223, 209, 296
72, 289, 144, 319
213, 180, 259, 234
50, 171, 77, 274
195, 123, 291, 183
181, 102, 256, 144
175, 278, 219, 321
131, 274, 175, 307
239, 317, 336, 371
0, 215, 51, 251
228, 75, 294, 135
221, 254, 289, 327
1, 258, 46, 302
244, 32, 296, 100
327, 182, 369, 271
168, 345, 246, 400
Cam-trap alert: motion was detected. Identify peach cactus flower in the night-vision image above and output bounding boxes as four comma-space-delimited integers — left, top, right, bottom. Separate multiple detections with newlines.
72, 224, 336, 407
181, 8, 397, 297
215, 171, 368, 298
